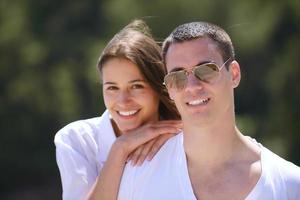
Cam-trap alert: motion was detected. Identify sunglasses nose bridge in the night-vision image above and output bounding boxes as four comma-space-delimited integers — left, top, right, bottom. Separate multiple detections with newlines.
187, 67, 201, 82
176, 70, 195, 90
185, 69, 203, 87
185, 68, 194, 77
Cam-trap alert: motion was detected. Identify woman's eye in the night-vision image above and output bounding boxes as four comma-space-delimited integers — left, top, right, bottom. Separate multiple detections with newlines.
106, 86, 118, 90
132, 84, 144, 89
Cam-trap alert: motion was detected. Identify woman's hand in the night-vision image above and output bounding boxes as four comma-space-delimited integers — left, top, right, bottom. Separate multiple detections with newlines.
113, 120, 182, 165
128, 133, 177, 166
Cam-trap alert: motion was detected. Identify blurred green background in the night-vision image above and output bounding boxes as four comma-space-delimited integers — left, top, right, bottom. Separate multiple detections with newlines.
1, 0, 299, 199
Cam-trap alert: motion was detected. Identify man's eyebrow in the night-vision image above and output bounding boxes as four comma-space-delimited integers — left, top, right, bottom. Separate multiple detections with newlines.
169, 60, 211, 73
195, 60, 211, 66
169, 67, 184, 73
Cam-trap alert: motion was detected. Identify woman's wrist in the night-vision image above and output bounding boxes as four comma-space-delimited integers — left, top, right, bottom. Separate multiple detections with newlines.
109, 140, 130, 162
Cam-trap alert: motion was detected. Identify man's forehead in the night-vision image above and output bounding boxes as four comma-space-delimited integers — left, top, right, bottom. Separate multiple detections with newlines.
165, 38, 221, 71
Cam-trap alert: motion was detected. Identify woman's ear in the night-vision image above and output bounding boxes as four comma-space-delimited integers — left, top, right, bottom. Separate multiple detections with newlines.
229, 60, 241, 88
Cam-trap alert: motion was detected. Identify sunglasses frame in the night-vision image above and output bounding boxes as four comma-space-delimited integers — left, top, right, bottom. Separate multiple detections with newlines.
164, 58, 231, 90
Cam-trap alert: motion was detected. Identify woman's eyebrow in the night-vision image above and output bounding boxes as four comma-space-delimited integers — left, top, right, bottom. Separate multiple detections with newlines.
129, 79, 146, 83
103, 79, 146, 85
103, 81, 116, 85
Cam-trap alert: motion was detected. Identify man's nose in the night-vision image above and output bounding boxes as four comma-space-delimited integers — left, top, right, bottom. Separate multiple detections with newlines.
184, 73, 204, 91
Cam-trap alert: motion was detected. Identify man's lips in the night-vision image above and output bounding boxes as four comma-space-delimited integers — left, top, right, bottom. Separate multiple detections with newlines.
186, 98, 210, 106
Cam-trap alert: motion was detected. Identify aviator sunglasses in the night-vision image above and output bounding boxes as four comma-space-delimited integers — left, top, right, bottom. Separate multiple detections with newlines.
164, 58, 231, 90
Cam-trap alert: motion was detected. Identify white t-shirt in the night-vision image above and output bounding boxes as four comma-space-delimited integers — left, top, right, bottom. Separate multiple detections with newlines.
54, 110, 116, 200
118, 133, 300, 200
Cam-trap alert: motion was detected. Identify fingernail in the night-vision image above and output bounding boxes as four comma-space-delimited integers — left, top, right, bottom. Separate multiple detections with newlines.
147, 154, 153, 161
131, 160, 135, 166
137, 160, 142, 166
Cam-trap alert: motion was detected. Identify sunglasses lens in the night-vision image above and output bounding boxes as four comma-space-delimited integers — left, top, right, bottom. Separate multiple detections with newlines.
164, 71, 187, 90
194, 63, 219, 83
164, 63, 221, 90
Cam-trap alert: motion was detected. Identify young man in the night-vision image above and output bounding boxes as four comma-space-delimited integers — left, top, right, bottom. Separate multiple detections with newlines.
118, 22, 300, 200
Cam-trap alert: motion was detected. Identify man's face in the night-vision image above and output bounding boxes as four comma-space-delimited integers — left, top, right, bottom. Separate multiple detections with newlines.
165, 37, 240, 126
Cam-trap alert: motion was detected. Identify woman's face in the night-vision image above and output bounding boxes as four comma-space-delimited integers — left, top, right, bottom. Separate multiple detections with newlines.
102, 57, 160, 134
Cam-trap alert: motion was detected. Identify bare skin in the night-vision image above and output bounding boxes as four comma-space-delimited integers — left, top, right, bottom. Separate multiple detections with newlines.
87, 58, 182, 200
166, 37, 261, 200
186, 128, 261, 200
87, 120, 182, 200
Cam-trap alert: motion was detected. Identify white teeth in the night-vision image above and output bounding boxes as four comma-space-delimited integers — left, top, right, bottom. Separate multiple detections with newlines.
118, 110, 138, 116
188, 98, 209, 106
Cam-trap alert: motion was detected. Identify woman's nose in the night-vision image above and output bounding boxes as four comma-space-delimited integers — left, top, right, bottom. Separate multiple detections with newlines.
117, 90, 132, 103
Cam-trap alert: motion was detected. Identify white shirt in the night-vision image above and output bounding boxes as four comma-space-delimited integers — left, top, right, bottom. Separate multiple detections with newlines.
118, 133, 300, 200
54, 110, 116, 200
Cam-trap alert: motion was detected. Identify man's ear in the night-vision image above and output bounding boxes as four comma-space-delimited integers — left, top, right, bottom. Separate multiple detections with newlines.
229, 60, 241, 88
169, 91, 175, 101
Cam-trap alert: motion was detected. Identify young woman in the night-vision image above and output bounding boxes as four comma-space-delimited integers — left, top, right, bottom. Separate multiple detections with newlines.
54, 20, 181, 200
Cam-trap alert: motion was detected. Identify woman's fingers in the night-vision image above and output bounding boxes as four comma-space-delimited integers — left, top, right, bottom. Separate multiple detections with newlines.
147, 133, 176, 161
140, 122, 181, 141
135, 139, 156, 166
116, 120, 182, 157
129, 133, 179, 166
127, 139, 155, 166
129, 145, 144, 166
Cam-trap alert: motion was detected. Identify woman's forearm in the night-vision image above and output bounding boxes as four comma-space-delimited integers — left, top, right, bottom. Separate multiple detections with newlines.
86, 120, 182, 200
87, 142, 128, 200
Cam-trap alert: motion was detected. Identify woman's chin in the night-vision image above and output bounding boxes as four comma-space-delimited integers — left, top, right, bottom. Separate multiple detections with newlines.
119, 123, 140, 134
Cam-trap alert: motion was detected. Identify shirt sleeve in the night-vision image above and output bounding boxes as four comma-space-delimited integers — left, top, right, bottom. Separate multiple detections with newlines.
281, 159, 300, 200
54, 123, 100, 200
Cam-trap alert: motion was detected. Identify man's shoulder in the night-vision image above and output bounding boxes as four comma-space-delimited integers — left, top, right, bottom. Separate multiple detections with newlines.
129, 132, 183, 169
121, 132, 183, 179
262, 146, 300, 174
261, 146, 300, 194
119, 133, 186, 200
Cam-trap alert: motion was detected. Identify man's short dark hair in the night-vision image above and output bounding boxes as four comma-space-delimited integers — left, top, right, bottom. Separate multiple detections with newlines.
162, 22, 235, 67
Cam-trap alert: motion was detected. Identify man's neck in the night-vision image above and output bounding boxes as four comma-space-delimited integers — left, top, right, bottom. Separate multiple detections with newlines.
182, 116, 260, 169
183, 122, 240, 166
182, 118, 262, 200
